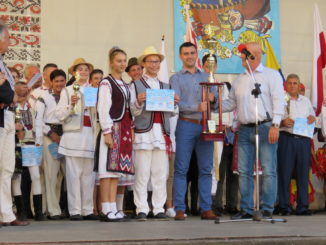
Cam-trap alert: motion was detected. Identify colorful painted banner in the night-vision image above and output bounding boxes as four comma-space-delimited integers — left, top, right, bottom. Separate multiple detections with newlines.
174, 0, 281, 74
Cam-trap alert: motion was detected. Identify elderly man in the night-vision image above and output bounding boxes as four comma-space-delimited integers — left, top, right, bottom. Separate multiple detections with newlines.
222, 42, 285, 219
0, 22, 29, 226
278, 74, 315, 216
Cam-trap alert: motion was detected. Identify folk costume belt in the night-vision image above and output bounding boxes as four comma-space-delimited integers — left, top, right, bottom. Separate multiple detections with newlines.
46, 123, 63, 136
83, 115, 91, 127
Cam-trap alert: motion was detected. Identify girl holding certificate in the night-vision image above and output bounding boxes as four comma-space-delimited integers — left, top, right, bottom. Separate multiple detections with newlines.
94, 47, 134, 222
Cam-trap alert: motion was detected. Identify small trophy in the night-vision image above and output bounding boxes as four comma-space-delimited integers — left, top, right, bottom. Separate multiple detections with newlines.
15, 107, 22, 123
200, 23, 225, 141
71, 72, 81, 115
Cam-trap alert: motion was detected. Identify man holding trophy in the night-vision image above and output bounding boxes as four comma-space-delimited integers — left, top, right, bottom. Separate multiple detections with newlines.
171, 41, 218, 221
55, 58, 98, 220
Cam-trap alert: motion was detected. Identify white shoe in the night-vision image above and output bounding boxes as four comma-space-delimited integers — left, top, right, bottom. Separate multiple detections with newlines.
165, 208, 176, 218
115, 210, 124, 219
107, 211, 119, 220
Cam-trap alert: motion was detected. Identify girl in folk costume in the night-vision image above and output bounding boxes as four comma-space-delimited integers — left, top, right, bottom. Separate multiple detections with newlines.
94, 47, 134, 221
55, 58, 98, 221
12, 81, 44, 223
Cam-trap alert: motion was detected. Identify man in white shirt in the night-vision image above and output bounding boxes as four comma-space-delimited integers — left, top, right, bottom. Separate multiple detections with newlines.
35, 69, 66, 220
278, 74, 315, 216
222, 42, 285, 219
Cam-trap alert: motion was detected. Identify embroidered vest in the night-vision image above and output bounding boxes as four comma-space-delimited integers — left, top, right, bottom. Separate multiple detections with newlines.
105, 75, 130, 122
133, 77, 171, 135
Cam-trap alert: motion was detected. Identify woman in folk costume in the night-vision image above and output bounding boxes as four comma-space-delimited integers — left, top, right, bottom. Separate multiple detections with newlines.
55, 58, 98, 221
12, 81, 44, 223
94, 47, 134, 222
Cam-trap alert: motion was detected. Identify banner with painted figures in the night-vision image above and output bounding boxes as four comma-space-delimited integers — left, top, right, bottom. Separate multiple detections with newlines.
174, 0, 281, 74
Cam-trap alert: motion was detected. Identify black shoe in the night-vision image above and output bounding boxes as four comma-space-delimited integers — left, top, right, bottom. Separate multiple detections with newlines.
136, 212, 147, 221
147, 211, 154, 218
70, 214, 83, 221
48, 215, 61, 220
231, 211, 253, 220
280, 210, 291, 216
273, 205, 280, 215
98, 212, 121, 222
83, 214, 99, 220
262, 210, 272, 219
296, 210, 313, 216
154, 212, 169, 220
224, 207, 239, 215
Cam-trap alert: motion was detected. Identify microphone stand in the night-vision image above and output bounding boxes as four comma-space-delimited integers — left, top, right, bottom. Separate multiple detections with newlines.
215, 55, 286, 224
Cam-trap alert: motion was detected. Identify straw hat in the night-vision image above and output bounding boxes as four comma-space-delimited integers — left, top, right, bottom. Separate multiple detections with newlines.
138, 46, 164, 65
68, 58, 94, 75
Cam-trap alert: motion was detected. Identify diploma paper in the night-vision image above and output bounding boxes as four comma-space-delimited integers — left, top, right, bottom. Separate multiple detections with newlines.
21, 145, 43, 166
48, 143, 64, 160
146, 89, 175, 112
83, 87, 98, 107
293, 118, 315, 139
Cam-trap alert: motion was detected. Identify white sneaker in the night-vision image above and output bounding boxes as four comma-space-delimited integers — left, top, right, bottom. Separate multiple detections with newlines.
115, 210, 125, 219
165, 208, 176, 218
107, 211, 119, 220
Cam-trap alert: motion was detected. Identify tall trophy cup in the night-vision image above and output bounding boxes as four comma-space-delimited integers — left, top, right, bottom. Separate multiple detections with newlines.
200, 24, 225, 141
71, 72, 81, 115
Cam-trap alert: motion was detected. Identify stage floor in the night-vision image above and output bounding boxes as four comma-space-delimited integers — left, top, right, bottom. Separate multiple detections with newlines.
1, 214, 326, 245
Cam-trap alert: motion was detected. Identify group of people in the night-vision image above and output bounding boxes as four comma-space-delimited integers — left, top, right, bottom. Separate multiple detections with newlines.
0, 22, 319, 227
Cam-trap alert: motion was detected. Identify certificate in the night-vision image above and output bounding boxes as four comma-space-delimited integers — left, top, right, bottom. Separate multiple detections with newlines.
293, 118, 315, 138
48, 143, 64, 160
145, 89, 175, 112
83, 87, 98, 107
21, 145, 43, 167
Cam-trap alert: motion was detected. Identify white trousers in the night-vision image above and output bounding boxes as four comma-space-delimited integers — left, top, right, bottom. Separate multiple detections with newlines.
0, 111, 16, 222
12, 166, 42, 196
134, 149, 168, 215
43, 136, 63, 216
65, 156, 94, 216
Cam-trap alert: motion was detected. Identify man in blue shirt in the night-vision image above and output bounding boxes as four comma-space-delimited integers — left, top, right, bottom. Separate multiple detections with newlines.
170, 42, 217, 220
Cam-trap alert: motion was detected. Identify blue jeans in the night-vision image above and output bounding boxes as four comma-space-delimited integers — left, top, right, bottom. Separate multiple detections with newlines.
173, 120, 214, 212
238, 122, 277, 214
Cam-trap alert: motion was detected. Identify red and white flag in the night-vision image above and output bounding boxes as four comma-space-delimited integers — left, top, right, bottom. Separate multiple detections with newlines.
312, 4, 326, 116
184, 5, 201, 69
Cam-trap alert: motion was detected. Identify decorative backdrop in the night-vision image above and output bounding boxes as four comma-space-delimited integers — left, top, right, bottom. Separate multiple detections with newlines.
174, 0, 281, 74
0, 0, 41, 77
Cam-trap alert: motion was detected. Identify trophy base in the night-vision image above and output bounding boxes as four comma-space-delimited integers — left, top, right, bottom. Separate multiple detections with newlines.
200, 131, 225, 141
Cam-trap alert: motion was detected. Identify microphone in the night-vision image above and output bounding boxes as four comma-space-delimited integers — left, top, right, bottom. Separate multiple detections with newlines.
238, 44, 255, 60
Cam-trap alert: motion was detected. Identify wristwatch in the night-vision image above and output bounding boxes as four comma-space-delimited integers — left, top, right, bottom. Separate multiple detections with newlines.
272, 123, 280, 128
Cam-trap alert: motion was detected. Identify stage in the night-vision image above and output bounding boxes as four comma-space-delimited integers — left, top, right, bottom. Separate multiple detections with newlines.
0, 213, 326, 245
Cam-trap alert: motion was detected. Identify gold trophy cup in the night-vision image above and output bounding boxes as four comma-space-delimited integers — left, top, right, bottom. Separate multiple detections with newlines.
200, 23, 225, 141
71, 72, 81, 115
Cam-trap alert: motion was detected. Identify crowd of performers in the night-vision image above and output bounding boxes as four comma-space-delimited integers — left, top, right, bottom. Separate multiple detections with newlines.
0, 23, 326, 226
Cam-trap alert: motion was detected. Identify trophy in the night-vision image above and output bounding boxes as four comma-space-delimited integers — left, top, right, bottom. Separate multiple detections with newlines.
15, 107, 22, 123
200, 23, 225, 141
71, 72, 81, 115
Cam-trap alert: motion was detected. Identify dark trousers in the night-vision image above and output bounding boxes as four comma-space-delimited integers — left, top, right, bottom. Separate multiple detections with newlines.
277, 132, 311, 213
21, 167, 33, 218
213, 144, 239, 210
